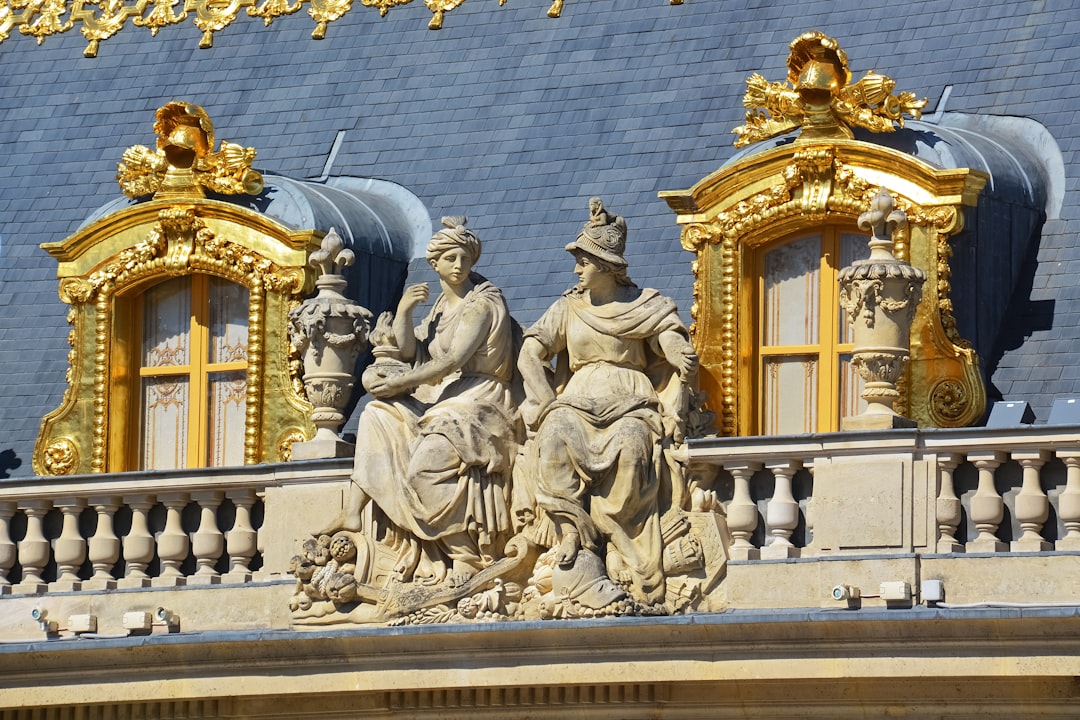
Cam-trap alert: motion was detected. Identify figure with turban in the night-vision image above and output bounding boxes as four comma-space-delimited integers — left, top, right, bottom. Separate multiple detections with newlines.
335, 217, 522, 589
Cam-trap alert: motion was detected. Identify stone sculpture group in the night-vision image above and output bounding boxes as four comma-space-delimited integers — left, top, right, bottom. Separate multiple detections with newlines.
290, 199, 730, 626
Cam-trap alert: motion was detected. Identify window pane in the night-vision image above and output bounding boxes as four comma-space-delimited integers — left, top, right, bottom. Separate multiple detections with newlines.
141, 376, 189, 470
838, 233, 872, 344
142, 277, 191, 368
763, 235, 821, 347
209, 278, 249, 364
762, 355, 818, 434
838, 352, 867, 422
207, 370, 247, 467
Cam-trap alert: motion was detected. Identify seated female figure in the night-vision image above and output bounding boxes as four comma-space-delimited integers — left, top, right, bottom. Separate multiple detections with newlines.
339, 217, 521, 588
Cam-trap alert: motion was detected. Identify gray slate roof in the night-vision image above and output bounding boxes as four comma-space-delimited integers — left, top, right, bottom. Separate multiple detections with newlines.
2, 0, 1080, 477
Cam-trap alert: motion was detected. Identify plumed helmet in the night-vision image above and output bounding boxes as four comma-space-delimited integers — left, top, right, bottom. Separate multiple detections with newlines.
564, 197, 628, 267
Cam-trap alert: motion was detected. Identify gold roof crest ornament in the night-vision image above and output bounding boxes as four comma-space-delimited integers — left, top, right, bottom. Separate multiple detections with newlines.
117, 101, 264, 200
0, 0, 683, 55
734, 31, 929, 148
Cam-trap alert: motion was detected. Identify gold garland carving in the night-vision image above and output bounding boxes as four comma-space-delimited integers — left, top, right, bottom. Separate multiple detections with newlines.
0, 0, 680, 55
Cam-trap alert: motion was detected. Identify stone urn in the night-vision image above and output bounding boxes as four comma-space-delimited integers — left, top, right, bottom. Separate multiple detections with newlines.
360, 311, 411, 395
289, 228, 372, 459
838, 188, 926, 430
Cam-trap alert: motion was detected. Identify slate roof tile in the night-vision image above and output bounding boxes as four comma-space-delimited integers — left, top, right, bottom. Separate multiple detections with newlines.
1, 0, 1079, 473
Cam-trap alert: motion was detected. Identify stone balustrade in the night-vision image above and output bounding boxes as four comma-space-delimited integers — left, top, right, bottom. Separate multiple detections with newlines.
0, 459, 351, 596
687, 425, 1080, 561
3, 426, 1079, 602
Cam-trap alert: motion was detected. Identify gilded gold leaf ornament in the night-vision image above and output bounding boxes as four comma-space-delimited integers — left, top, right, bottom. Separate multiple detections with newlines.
119, 102, 262, 200
680, 223, 717, 252
193, 0, 241, 48
929, 378, 967, 423
132, 0, 186, 35
247, 0, 301, 26
43, 438, 79, 475
73, 0, 132, 57
355, 0, 407, 18
733, 31, 927, 147
0, 0, 683, 47
277, 428, 308, 462
18, 0, 73, 43
308, 0, 351, 38
423, 0, 463, 30
0, 0, 15, 41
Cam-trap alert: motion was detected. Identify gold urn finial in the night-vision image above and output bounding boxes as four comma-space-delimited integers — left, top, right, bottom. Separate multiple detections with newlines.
734, 31, 929, 148
117, 101, 265, 200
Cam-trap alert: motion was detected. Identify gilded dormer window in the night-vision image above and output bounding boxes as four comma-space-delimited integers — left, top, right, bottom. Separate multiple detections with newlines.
34, 103, 319, 475
661, 33, 991, 436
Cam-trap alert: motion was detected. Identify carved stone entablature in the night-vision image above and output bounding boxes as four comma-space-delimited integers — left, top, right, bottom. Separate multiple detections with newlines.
660, 138, 988, 436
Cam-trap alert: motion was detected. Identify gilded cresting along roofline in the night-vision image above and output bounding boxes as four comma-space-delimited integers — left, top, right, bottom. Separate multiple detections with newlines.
660, 32, 989, 436
34, 103, 318, 475
0, 0, 684, 57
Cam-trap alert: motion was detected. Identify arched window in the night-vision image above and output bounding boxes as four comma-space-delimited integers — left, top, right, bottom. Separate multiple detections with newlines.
663, 143, 989, 437
135, 275, 249, 470
755, 229, 867, 434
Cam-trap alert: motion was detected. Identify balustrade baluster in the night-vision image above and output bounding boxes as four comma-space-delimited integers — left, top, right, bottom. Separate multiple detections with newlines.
190, 491, 224, 584
52, 498, 87, 590
1011, 450, 1051, 552
762, 461, 802, 559
255, 491, 267, 578
86, 496, 120, 589
725, 462, 763, 561
120, 495, 155, 589
935, 453, 964, 553
0, 502, 15, 593
155, 492, 190, 586
800, 461, 816, 556
225, 489, 258, 582
15, 500, 51, 593
1057, 451, 1080, 551
966, 451, 1007, 553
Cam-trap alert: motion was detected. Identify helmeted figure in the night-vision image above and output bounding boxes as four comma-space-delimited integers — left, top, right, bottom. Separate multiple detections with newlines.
517, 199, 698, 611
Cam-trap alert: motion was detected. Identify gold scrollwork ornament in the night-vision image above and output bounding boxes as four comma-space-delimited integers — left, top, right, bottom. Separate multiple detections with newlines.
277, 428, 308, 462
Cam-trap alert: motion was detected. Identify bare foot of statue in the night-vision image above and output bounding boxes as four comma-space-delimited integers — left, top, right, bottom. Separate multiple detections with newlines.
315, 486, 370, 536
447, 560, 477, 588
420, 559, 448, 586
605, 548, 633, 589
555, 530, 580, 567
